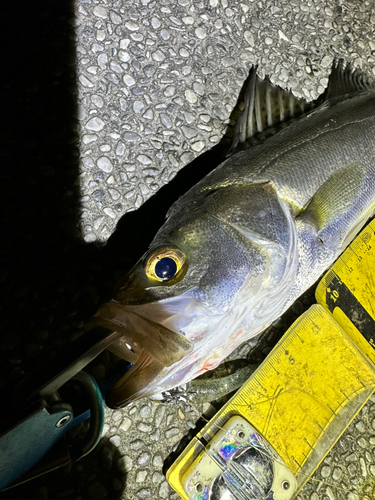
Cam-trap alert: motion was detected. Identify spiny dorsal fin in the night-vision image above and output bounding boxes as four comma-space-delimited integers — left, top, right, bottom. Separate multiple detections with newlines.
227, 60, 374, 157
228, 66, 313, 155
320, 58, 375, 101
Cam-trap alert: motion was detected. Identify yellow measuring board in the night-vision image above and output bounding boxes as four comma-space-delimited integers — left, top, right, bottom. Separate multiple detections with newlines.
316, 218, 375, 363
167, 220, 375, 500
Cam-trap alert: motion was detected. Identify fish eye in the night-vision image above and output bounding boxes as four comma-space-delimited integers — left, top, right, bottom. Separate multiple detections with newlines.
144, 247, 186, 283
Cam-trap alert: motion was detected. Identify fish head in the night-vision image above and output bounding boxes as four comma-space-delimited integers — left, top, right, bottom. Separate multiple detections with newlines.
99, 184, 297, 407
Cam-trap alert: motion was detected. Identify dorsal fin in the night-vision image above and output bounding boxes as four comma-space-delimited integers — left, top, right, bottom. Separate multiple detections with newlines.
227, 60, 374, 157
227, 66, 313, 156
319, 58, 375, 101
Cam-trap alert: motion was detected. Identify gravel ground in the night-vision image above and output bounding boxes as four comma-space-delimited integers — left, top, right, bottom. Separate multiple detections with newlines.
2, 0, 375, 499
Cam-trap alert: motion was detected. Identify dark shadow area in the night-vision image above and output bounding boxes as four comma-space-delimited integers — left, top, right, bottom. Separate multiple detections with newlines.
0, 0, 232, 384
1, 437, 126, 500
0, 2, 127, 498
0, 0, 91, 381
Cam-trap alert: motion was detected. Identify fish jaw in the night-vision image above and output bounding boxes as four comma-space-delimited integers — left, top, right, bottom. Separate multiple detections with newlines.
96, 295, 225, 407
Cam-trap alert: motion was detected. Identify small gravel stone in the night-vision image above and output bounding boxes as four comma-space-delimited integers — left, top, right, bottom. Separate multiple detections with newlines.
143, 109, 154, 120
152, 471, 163, 483
181, 126, 197, 139
138, 422, 153, 433
133, 101, 145, 114
97, 156, 113, 173
125, 21, 139, 31
151, 17, 161, 29
109, 434, 121, 447
356, 420, 366, 433
165, 427, 180, 439
193, 82, 205, 96
191, 141, 204, 152
79, 74, 94, 87
137, 154, 152, 165
137, 488, 151, 499
332, 467, 342, 480
159, 481, 170, 498
244, 30, 254, 45
139, 405, 152, 418
180, 152, 194, 163
160, 29, 170, 40
108, 188, 120, 201
110, 61, 123, 74
111, 410, 122, 423
160, 113, 172, 128
136, 470, 148, 482
123, 74, 136, 86
82, 135, 98, 144
131, 439, 145, 450
119, 50, 130, 62
154, 405, 166, 428
346, 452, 357, 462
97, 53, 107, 69
119, 417, 131, 432
152, 50, 165, 62
185, 89, 197, 103
153, 455, 163, 467
164, 86, 175, 97
195, 28, 206, 39
138, 452, 151, 466
115, 142, 125, 156
321, 55, 333, 68
93, 6, 107, 18
348, 462, 357, 477
86, 117, 105, 131
358, 436, 367, 448
320, 465, 331, 478
222, 56, 235, 67
103, 207, 116, 219
124, 132, 141, 142
360, 456, 367, 477
150, 429, 160, 441
182, 16, 194, 24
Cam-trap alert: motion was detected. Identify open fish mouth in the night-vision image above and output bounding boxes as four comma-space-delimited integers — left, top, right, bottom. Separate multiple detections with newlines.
91, 301, 194, 408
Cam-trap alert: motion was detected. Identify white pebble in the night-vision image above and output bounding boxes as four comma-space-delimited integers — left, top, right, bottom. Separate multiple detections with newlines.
97, 157, 113, 173
185, 89, 197, 103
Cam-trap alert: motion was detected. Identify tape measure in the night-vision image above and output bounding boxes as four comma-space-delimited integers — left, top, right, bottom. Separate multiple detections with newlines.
167, 219, 375, 500
316, 218, 375, 363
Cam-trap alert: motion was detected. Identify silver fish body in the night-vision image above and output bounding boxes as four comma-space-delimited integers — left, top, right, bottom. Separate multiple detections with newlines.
95, 62, 375, 407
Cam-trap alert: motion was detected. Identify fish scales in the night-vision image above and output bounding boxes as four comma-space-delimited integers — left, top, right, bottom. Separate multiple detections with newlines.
196, 91, 375, 210
92, 61, 375, 407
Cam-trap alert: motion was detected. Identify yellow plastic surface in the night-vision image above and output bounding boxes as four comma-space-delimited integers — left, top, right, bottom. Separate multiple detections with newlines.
316, 219, 375, 362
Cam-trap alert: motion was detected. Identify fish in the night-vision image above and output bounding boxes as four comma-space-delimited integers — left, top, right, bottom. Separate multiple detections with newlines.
92, 60, 375, 408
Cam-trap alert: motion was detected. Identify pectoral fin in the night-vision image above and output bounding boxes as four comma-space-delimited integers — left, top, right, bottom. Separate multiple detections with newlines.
300, 161, 375, 249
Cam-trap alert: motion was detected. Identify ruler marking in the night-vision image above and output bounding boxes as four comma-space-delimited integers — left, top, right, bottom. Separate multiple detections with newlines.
323, 274, 375, 342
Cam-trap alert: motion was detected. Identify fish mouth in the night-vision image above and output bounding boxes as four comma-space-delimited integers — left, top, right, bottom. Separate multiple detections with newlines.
91, 301, 193, 408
